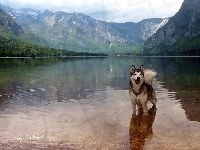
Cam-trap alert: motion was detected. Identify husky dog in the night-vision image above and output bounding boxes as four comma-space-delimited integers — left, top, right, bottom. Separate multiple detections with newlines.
129, 65, 157, 115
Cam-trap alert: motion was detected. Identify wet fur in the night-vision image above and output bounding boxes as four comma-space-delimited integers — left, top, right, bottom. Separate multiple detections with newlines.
129, 65, 157, 115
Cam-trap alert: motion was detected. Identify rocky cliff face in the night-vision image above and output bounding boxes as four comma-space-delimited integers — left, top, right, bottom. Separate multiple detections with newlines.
0, 4, 168, 53
139, 18, 169, 40
143, 0, 200, 55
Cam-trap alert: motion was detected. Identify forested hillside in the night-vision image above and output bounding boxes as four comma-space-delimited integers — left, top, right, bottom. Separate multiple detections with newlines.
143, 0, 200, 56
0, 38, 107, 57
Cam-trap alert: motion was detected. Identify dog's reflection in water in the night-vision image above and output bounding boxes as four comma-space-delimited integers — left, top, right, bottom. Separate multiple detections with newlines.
129, 106, 157, 150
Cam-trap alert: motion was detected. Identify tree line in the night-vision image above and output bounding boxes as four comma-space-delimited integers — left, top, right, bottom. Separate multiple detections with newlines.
0, 39, 108, 57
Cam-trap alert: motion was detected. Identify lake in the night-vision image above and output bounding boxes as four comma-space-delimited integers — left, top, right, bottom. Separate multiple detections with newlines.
0, 57, 200, 149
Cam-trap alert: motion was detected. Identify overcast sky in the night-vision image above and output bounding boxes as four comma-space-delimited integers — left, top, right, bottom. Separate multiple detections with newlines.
0, 0, 184, 23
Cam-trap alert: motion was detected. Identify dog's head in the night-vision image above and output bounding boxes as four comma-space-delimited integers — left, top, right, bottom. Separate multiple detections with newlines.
130, 65, 144, 85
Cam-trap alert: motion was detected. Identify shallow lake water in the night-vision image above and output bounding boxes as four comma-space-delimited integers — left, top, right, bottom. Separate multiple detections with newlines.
0, 57, 200, 149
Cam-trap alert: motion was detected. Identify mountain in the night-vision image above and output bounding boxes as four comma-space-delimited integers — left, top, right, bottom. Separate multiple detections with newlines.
0, 7, 23, 38
0, 4, 168, 54
139, 18, 169, 40
0, 7, 86, 57
143, 0, 200, 56
0, 6, 51, 48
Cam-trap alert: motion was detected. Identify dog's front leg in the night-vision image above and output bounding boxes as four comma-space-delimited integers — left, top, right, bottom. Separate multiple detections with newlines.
141, 102, 148, 115
130, 91, 137, 114
139, 99, 148, 115
130, 97, 137, 114
139, 94, 148, 115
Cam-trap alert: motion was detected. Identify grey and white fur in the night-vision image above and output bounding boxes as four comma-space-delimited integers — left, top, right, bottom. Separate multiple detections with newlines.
129, 65, 157, 115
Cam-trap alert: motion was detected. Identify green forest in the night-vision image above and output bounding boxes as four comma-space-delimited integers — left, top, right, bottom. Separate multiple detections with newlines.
0, 38, 107, 57
141, 35, 200, 56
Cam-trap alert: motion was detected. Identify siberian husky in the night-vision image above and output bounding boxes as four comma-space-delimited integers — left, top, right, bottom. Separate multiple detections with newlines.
129, 65, 157, 115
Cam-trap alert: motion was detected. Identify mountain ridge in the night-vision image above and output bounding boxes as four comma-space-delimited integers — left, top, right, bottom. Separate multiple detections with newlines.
0, 3, 168, 54
0, 7, 23, 38
143, 0, 200, 55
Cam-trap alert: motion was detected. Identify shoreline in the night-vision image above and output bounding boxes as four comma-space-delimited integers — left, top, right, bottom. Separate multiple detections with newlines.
1, 55, 200, 59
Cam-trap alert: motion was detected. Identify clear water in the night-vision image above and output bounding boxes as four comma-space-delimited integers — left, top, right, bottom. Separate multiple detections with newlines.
0, 57, 200, 149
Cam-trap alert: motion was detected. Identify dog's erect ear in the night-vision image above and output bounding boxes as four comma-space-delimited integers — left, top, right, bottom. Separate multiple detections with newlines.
131, 65, 136, 70
140, 65, 145, 75
140, 65, 144, 71
130, 65, 136, 76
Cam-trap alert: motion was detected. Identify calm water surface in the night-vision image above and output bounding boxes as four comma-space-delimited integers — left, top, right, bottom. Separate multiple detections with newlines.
0, 57, 200, 149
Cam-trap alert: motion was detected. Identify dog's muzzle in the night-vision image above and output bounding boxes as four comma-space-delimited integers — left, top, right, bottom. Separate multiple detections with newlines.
135, 77, 140, 84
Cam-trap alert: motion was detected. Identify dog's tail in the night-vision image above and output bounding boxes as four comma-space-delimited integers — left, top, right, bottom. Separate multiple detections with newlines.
144, 69, 157, 85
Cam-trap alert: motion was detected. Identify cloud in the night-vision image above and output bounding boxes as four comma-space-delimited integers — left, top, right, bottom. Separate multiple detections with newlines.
0, 0, 184, 22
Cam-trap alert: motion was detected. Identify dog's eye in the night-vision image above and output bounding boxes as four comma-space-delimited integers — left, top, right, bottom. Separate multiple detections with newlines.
134, 73, 137, 75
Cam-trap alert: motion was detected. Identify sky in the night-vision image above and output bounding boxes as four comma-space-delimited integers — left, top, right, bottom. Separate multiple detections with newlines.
0, 0, 184, 23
